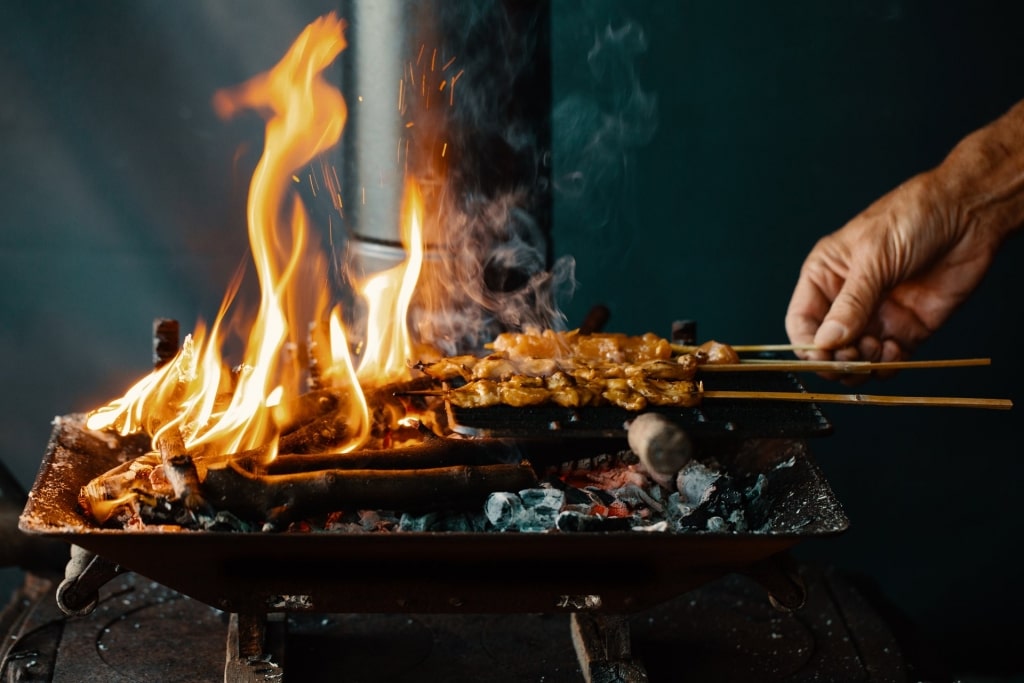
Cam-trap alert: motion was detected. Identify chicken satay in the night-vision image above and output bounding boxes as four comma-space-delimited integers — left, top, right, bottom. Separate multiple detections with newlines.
499, 376, 551, 407
601, 378, 649, 411
471, 356, 520, 381
628, 377, 701, 407
694, 340, 740, 365
624, 359, 697, 381
492, 328, 577, 359
545, 371, 599, 408
414, 354, 482, 382
448, 378, 502, 408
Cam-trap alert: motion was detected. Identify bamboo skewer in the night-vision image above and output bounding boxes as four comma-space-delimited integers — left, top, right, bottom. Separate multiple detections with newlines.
698, 357, 993, 374
396, 388, 1012, 410
670, 342, 819, 354
702, 390, 1013, 410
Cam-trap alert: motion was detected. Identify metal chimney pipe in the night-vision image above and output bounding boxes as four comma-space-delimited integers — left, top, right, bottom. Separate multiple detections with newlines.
338, 0, 552, 278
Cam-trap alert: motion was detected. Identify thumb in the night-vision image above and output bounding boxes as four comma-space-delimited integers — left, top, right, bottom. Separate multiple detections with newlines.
814, 270, 883, 349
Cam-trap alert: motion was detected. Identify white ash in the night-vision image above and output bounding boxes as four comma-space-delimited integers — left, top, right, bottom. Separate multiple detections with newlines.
484, 491, 524, 530
483, 486, 566, 533
674, 460, 722, 515
397, 510, 488, 532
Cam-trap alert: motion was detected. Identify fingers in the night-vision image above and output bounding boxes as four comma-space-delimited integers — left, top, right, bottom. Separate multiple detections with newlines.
811, 262, 884, 351
785, 273, 835, 361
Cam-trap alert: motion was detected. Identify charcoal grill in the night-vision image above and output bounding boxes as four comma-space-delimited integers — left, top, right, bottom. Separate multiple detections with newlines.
20, 401, 845, 614
18, 365, 848, 681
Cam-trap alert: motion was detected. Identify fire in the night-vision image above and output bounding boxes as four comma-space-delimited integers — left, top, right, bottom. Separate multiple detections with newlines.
86, 13, 427, 459
356, 179, 425, 386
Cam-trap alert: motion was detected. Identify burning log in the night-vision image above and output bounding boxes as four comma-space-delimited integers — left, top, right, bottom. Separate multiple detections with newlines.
156, 427, 213, 516
244, 435, 531, 475
152, 318, 180, 368
201, 460, 537, 530
626, 413, 693, 489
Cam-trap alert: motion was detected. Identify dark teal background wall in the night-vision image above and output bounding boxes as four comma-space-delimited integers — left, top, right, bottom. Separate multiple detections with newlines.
2, 1, 1022, 676
553, 2, 1024, 675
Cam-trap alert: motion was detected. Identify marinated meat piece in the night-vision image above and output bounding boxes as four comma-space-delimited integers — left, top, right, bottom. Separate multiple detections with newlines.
624, 359, 697, 381
515, 357, 561, 377
415, 355, 479, 381
471, 356, 519, 381
492, 329, 576, 359
456, 379, 502, 408
628, 377, 700, 407
499, 384, 551, 407
696, 339, 740, 365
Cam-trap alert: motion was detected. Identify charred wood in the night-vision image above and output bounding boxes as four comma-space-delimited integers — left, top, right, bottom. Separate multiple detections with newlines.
152, 318, 180, 368
201, 460, 537, 528
245, 436, 532, 474
156, 428, 212, 516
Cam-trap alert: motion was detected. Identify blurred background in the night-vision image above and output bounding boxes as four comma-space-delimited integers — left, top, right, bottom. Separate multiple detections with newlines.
2, 1, 1022, 678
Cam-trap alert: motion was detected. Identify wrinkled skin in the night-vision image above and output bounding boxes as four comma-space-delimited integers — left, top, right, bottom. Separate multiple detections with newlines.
786, 99, 1024, 382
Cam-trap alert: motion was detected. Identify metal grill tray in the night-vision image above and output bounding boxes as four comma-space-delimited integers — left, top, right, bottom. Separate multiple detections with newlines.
20, 414, 847, 615
449, 371, 833, 439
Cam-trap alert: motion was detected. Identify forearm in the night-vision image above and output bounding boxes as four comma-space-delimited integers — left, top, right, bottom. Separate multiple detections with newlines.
930, 98, 1024, 247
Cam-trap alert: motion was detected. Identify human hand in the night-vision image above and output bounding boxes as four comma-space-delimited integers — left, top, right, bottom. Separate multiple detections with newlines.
785, 101, 1024, 381
785, 174, 1000, 377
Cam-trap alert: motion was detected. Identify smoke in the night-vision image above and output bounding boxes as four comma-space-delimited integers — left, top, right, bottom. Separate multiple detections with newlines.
551, 3, 658, 256
331, 1, 655, 355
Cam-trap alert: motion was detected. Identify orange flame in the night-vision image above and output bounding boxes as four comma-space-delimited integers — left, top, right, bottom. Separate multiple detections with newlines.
87, 13, 428, 459
356, 179, 425, 387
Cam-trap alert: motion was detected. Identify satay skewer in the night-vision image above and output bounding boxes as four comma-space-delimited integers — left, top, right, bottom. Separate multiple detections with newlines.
395, 387, 1013, 410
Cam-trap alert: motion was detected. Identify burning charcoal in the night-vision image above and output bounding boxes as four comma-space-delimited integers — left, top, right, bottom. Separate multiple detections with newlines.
201, 511, 252, 532
583, 486, 616, 506
443, 511, 488, 532
743, 473, 771, 528
358, 509, 397, 533
727, 509, 748, 531
398, 511, 440, 531
609, 483, 665, 514
484, 491, 524, 531
674, 460, 722, 513
669, 460, 753, 532
136, 495, 198, 529
706, 516, 728, 532
541, 477, 594, 507
396, 510, 478, 532
704, 478, 745, 528
555, 510, 632, 532
516, 487, 566, 533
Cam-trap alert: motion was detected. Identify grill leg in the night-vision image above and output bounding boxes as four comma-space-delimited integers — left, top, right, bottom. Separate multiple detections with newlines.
570, 613, 648, 683
740, 551, 807, 611
225, 612, 286, 682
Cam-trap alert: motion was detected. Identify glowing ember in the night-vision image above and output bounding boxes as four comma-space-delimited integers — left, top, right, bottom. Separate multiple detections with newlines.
86, 13, 428, 459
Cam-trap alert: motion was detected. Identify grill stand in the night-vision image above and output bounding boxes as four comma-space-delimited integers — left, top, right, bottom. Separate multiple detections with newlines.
53, 545, 805, 683
1, 563, 917, 681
